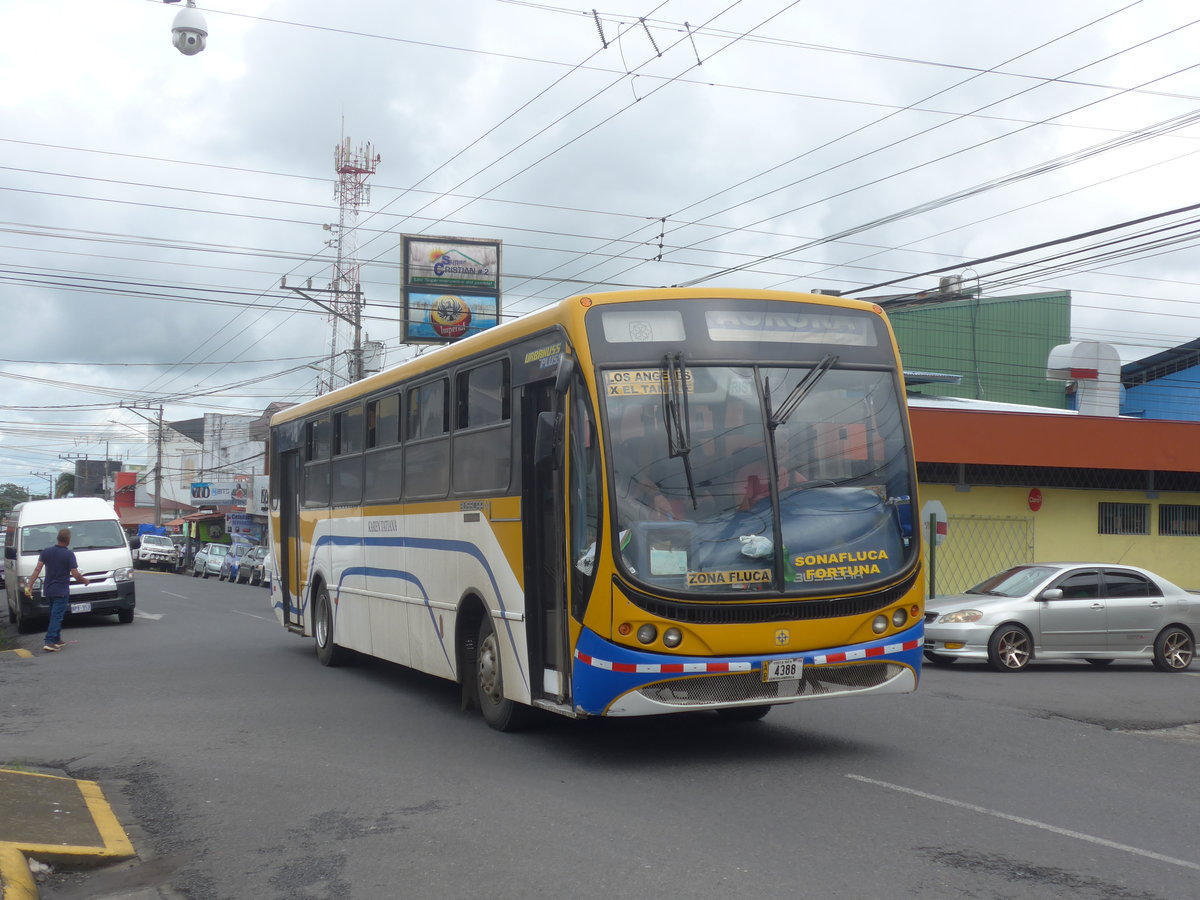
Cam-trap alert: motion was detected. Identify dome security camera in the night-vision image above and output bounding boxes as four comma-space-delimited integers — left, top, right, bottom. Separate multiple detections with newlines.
166, 1, 208, 56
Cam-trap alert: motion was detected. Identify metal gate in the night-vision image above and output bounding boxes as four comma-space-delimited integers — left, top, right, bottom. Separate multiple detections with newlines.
929, 515, 1034, 597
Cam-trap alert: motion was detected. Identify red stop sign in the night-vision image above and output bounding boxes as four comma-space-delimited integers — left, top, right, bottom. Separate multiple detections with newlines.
1028, 488, 1043, 512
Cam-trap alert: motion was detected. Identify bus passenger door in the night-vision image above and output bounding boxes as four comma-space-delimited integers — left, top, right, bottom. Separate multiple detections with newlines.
278, 449, 304, 632
521, 380, 568, 705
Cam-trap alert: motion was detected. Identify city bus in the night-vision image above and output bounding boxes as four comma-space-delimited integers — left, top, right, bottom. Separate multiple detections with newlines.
267, 288, 924, 730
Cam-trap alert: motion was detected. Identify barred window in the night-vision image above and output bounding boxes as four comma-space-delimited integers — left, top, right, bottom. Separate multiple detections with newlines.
1098, 502, 1148, 535
1159, 504, 1200, 536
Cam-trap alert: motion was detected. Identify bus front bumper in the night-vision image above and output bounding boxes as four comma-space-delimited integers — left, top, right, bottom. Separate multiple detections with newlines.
572, 622, 924, 717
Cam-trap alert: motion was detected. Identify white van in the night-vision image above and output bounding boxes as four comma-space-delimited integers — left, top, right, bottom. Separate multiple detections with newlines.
4, 497, 138, 634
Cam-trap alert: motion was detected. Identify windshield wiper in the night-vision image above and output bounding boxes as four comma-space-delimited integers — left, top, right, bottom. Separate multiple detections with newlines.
661, 353, 698, 510
768, 354, 838, 430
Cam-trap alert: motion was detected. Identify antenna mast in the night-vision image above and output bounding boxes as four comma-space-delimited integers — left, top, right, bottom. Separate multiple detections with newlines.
321, 137, 380, 393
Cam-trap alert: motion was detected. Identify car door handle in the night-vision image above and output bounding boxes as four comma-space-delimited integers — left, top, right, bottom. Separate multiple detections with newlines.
1091, 603, 1104, 610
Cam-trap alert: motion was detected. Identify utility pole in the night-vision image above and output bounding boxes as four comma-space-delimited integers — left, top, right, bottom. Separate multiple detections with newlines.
29, 471, 54, 500
120, 403, 165, 525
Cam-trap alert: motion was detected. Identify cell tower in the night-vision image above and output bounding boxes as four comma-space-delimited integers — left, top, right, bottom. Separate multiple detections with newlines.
321, 137, 381, 393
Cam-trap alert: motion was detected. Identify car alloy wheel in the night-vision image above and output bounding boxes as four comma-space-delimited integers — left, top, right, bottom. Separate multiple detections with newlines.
988, 625, 1032, 672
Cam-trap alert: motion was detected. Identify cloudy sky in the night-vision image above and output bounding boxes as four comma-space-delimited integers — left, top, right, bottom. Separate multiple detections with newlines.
3, 0, 1199, 494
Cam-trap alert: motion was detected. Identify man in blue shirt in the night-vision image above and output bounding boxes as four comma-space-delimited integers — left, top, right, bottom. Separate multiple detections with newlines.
25, 528, 91, 653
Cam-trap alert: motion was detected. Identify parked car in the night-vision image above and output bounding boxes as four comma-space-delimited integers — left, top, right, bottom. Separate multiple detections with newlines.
219, 543, 257, 583
241, 546, 270, 586
924, 563, 1198, 672
191, 543, 229, 579
134, 533, 178, 571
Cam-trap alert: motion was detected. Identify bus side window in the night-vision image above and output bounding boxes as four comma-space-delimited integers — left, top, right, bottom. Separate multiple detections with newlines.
331, 405, 364, 505
406, 379, 450, 499
453, 360, 512, 494
303, 415, 331, 506
364, 393, 402, 503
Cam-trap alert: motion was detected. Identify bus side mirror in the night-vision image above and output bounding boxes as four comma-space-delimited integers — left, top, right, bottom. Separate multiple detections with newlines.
534, 411, 564, 469
553, 353, 576, 394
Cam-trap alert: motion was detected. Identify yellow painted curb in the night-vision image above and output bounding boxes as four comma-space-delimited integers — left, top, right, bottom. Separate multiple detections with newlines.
0, 844, 37, 900
0, 771, 135, 864
0, 650, 33, 660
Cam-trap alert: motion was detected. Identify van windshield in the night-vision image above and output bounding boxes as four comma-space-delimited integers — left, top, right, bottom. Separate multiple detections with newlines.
21, 520, 126, 555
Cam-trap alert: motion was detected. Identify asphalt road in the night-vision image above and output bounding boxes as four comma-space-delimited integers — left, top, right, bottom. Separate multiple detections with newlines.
3, 572, 1198, 900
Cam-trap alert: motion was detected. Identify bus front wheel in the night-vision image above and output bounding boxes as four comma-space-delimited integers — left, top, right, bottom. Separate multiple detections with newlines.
475, 615, 533, 732
314, 585, 352, 667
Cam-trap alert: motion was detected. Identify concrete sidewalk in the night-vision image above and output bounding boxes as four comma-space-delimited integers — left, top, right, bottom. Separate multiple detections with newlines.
0, 768, 135, 900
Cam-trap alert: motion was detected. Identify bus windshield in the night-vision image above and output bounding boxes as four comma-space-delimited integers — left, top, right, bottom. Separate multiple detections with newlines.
606, 363, 914, 596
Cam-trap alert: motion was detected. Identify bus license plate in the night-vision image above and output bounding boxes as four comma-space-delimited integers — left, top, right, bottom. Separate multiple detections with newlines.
763, 657, 803, 682
70, 601, 92, 614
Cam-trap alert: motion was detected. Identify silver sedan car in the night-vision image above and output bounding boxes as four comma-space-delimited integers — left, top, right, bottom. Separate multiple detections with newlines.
924, 563, 1198, 672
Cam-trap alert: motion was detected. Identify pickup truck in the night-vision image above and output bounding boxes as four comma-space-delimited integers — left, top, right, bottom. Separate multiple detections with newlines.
135, 533, 179, 571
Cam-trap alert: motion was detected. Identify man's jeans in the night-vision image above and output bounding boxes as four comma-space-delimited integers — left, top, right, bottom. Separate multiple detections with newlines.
44, 595, 70, 644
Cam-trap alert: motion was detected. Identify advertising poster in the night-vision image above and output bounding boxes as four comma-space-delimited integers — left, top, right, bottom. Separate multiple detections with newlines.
402, 235, 502, 344
404, 292, 500, 343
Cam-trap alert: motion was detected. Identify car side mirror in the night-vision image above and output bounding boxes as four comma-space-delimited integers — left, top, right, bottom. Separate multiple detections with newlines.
4, 546, 15, 561
1040, 588, 1063, 601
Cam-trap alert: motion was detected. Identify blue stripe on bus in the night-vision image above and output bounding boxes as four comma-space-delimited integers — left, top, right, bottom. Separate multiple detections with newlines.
336, 566, 454, 671
310, 533, 528, 689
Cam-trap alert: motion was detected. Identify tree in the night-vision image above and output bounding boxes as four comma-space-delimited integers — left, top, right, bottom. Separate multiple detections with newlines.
0, 482, 30, 521
55, 472, 75, 498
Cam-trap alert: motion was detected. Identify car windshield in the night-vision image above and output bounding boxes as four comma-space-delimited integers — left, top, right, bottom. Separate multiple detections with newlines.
210, 545, 229, 557
21, 519, 125, 554
143, 535, 173, 548
967, 566, 1056, 597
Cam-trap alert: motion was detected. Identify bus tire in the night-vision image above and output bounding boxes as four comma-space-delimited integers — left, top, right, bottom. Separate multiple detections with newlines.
314, 584, 352, 667
475, 615, 533, 732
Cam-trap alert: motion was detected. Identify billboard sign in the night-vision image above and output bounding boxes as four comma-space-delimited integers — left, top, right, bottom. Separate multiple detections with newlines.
190, 478, 251, 511
402, 235, 502, 344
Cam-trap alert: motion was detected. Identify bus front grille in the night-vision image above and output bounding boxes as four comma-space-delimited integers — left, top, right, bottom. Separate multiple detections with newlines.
636, 662, 904, 707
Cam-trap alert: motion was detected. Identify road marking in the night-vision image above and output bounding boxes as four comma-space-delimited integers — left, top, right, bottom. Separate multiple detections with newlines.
847, 774, 1200, 872
161, 591, 188, 599
135, 610, 163, 620
232, 609, 271, 622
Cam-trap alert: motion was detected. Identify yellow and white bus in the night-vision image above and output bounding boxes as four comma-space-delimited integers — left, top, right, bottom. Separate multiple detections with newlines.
267, 288, 924, 729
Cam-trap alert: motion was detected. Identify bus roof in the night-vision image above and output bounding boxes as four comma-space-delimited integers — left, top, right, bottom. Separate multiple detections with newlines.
271, 287, 884, 428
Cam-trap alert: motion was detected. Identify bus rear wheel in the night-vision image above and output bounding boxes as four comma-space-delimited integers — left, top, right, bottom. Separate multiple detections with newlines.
314, 585, 352, 667
475, 615, 533, 732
